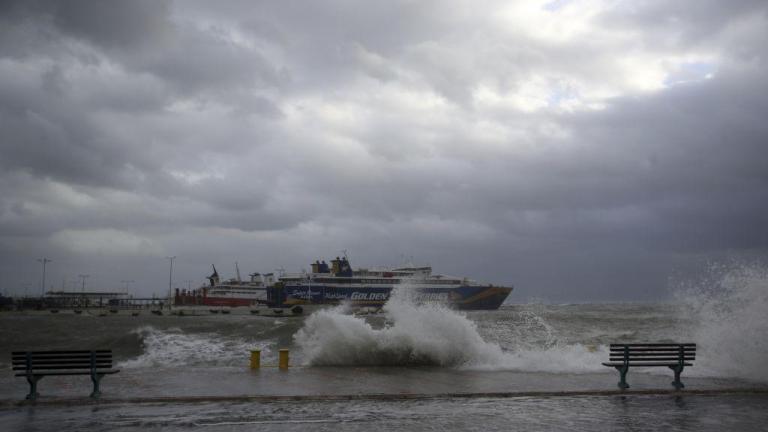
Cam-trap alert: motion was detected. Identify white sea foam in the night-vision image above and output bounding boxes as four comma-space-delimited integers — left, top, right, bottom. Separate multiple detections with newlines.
294, 295, 505, 367
119, 326, 269, 369
675, 263, 768, 382
294, 289, 607, 372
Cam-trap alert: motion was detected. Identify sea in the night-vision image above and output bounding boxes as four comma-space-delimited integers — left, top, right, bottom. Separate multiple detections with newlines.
1, 265, 767, 431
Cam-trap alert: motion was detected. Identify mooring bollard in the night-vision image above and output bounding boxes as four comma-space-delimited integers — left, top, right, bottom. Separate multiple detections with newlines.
250, 350, 261, 369
279, 349, 289, 369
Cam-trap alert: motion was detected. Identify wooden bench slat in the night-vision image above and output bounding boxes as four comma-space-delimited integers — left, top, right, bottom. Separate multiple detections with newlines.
608, 343, 695, 347
12, 363, 113, 369
609, 346, 696, 350
609, 351, 694, 354
13, 365, 114, 371
609, 353, 695, 357
12, 365, 113, 370
609, 352, 696, 356
13, 352, 112, 357
12, 361, 112, 369
13, 355, 111, 362
609, 356, 694, 360
609, 358, 694, 362
603, 362, 693, 367
13, 352, 112, 356
609, 360, 696, 363
13, 360, 112, 367
12, 350, 111, 355
609, 348, 695, 352
15, 370, 120, 377
604, 359, 694, 362
608, 351, 695, 354
609, 349, 695, 352
13, 358, 112, 364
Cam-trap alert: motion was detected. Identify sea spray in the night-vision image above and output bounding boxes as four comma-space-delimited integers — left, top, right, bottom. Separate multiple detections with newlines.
119, 326, 270, 368
675, 263, 768, 382
294, 289, 507, 367
294, 289, 608, 371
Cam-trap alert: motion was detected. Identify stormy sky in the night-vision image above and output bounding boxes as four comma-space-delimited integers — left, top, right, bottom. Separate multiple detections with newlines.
1, 0, 767, 302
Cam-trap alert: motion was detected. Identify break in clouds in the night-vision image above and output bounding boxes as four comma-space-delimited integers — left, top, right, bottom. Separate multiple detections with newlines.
1, 0, 767, 301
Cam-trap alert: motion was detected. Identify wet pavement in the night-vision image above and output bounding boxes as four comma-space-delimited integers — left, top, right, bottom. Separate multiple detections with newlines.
1, 366, 765, 406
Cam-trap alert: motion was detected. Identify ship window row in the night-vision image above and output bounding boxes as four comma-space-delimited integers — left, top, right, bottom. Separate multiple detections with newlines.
301, 278, 461, 285
211, 290, 262, 295
310, 278, 402, 284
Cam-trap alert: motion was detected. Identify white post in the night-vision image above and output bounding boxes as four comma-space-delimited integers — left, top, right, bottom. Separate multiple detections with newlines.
166, 256, 176, 309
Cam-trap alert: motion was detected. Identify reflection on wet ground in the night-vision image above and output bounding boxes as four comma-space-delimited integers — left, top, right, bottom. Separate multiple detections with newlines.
3, 394, 768, 432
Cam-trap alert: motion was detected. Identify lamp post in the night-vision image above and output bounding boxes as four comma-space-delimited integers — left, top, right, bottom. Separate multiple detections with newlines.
37, 258, 52, 297
78, 274, 90, 308
166, 256, 176, 308
78, 274, 90, 292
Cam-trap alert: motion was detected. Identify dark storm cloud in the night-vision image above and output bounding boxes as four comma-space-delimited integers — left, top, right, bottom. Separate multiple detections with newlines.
1, 0, 767, 300
52, 0, 172, 49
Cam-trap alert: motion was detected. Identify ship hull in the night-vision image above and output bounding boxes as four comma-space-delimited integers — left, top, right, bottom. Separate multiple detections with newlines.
274, 284, 512, 310
199, 297, 261, 307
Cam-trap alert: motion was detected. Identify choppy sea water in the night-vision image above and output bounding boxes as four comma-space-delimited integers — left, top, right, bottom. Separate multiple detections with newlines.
1, 264, 767, 431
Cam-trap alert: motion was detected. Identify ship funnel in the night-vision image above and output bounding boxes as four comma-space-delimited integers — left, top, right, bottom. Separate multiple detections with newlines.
208, 265, 220, 286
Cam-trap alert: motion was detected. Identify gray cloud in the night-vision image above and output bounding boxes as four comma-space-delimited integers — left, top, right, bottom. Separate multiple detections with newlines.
52, 0, 172, 50
1, 0, 767, 301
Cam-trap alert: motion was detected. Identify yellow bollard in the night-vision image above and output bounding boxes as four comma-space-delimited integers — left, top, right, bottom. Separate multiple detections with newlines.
278, 349, 289, 369
250, 350, 261, 369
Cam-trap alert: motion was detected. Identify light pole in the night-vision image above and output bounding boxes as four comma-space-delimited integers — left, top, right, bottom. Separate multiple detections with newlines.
78, 274, 90, 292
166, 256, 176, 308
37, 258, 51, 297
77, 274, 90, 308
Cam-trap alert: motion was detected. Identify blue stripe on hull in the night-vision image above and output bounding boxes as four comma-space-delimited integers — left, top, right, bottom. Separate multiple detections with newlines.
274, 284, 512, 310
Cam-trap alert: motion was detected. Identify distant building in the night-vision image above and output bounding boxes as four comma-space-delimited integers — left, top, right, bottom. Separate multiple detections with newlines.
43, 291, 129, 308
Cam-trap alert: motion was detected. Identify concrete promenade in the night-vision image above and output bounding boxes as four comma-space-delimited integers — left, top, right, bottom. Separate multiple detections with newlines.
2, 366, 766, 407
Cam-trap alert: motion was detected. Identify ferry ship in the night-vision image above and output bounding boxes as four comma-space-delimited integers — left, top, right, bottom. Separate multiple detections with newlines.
269, 257, 512, 310
174, 265, 271, 307
176, 257, 513, 311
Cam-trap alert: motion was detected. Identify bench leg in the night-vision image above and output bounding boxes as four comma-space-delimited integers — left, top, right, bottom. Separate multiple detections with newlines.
90, 373, 103, 399
614, 366, 630, 389
669, 365, 685, 390
25, 375, 42, 400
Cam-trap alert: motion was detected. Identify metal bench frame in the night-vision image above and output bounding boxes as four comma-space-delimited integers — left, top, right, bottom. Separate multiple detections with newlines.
12, 350, 120, 400
602, 343, 695, 390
